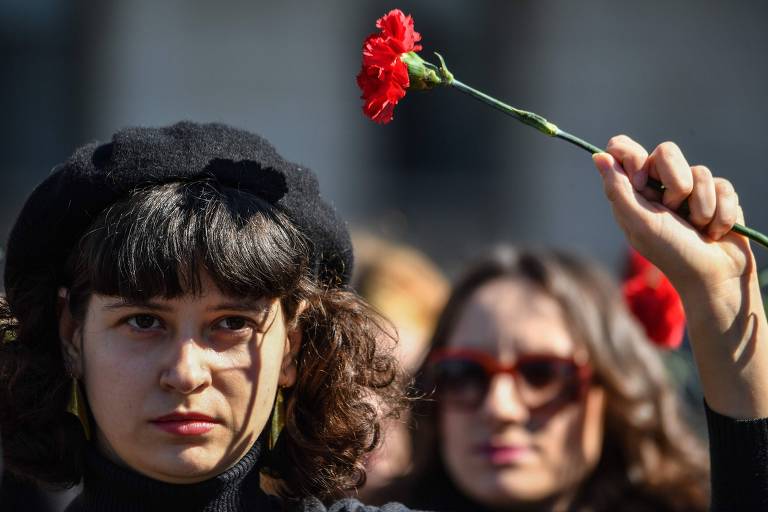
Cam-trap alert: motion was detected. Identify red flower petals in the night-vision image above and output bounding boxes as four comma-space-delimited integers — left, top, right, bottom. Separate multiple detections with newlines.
622, 249, 686, 349
376, 9, 422, 55
357, 9, 422, 124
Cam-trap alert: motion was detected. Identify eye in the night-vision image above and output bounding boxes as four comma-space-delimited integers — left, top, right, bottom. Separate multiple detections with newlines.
126, 314, 162, 330
215, 316, 249, 331
436, 359, 485, 383
518, 361, 560, 388
433, 358, 489, 409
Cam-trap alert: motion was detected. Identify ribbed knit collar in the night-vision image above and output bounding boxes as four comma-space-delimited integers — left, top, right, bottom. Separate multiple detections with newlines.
68, 440, 281, 511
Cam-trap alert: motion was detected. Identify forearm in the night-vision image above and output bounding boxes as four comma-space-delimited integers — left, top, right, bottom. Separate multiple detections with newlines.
682, 270, 768, 419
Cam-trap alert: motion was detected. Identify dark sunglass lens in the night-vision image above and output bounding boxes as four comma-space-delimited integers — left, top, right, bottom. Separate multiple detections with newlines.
518, 360, 562, 388
517, 360, 581, 408
434, 359, 488, 408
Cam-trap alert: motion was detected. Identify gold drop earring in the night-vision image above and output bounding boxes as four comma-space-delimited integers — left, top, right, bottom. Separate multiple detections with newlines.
268, 387, 285, 451
67, 377, 92, 440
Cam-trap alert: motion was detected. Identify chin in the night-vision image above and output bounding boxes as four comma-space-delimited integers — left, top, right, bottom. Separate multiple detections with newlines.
139, 446, 225, 483
472, 487, 558, 512
497, 470, 556, 501
462, 468, 556, 508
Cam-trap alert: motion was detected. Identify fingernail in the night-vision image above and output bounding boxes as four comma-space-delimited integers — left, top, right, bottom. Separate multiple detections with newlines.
592, 153, 606, 176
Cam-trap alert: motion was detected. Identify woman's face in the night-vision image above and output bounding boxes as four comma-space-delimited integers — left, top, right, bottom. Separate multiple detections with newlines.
63, 274, 298, 483
439, 278, 605, 510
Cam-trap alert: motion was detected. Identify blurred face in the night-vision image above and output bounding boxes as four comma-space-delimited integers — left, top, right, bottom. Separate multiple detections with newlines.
61, 274, 298, 483
437, 278, 605, 511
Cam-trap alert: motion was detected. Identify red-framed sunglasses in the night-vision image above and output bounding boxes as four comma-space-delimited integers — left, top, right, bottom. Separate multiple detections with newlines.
428, 347, 593, 411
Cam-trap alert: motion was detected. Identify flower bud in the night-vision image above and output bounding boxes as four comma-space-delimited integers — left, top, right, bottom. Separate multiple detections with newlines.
400, 52, 444, 90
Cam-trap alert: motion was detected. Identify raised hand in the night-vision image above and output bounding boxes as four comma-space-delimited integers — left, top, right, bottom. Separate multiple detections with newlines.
594, 135, 751, 291
594, 135, 768, 418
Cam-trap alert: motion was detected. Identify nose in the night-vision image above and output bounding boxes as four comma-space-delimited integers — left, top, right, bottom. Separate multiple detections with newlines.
159, 336, 212, 395
480, 373, 529, 424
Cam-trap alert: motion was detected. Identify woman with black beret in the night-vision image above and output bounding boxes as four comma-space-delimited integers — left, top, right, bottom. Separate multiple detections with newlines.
0, 121, 408, 511
0, 124, 767, 511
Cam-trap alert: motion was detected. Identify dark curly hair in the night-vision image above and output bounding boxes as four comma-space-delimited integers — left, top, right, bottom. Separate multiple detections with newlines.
0, 179, 405, 501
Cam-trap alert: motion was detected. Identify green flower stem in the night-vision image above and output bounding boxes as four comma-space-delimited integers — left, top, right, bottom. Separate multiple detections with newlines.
733, 224, 768, 249
451, 79, 558, 136
447, 79, 768, 250
554, 129, 602, 154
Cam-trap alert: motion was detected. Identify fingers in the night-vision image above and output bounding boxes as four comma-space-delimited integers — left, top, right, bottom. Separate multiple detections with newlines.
605, 135, 649, 190
599, 135, 742, 242
709, 178, 739, 240
687, 165, 716, 230
592, 152, 652, 234
646, 142, 693, 211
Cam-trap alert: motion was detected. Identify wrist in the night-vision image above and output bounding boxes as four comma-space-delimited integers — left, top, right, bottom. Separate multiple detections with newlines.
680, 271, 768, 418
678, 274, 756, 334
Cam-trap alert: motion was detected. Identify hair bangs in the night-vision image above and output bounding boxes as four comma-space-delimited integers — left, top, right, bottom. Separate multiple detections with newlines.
66, 180, 310, 306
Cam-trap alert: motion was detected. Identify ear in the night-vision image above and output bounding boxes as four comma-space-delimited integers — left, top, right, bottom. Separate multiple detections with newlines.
279, 300, 306, 388
58, 288, 83, 377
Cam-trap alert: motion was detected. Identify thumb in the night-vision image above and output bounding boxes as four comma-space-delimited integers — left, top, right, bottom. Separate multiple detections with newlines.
593, 152, 652, 227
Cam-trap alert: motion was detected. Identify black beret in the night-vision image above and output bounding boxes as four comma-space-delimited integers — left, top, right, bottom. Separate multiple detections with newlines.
4, 121, 353, 307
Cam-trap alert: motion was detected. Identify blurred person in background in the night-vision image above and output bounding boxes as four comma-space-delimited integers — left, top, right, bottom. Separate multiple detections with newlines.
375, 136, 768, 511
351, 233, 449, 503
396, 246, 708, 511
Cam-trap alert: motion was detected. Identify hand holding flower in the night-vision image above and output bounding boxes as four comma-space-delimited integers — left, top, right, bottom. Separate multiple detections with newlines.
357, 8, 768, 250
358, 8, 768, 419
594, 137, 749, 292
594, 136, 768, 419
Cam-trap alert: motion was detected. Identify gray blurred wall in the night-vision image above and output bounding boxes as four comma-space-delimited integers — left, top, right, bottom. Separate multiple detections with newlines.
3, 0, 767, 279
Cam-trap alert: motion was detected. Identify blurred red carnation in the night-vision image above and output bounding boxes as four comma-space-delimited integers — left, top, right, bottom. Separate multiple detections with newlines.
622, 249, 686, 349
356, 9, 422, 124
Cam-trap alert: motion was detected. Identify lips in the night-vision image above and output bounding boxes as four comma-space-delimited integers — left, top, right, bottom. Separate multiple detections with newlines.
477, 443, 532, 465
150, 412, 219, 436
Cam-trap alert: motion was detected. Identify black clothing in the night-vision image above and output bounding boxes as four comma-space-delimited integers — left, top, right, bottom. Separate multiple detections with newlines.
707, 403, 768, 511
65, 441, 279, 512
4, 122, 354, 313
63, 403, 768, 511
1, 473, 59, 512
64, 440, 414, 512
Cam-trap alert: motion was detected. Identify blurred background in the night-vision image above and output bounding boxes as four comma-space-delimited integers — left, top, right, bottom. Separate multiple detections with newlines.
2, 0, 768, 276
2, 1, 767, 508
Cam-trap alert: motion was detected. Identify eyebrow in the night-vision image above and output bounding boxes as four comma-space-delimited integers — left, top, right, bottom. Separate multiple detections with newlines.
102, 299, 172, 312
101, 299, 272, 314
206, 301, 273, 314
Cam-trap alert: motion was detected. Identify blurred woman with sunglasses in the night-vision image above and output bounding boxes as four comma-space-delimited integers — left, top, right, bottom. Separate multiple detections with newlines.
383, 137, 768, 511
403, 247, 708, 511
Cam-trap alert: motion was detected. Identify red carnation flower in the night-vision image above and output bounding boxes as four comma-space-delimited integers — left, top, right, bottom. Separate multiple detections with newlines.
622, 249, 686, 349
356, 9, 422, 124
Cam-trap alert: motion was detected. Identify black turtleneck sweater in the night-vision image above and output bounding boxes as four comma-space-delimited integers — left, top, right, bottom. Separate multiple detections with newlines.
64, 440, 414, 512
65, 441, 279, 512
61, 403, 768, 512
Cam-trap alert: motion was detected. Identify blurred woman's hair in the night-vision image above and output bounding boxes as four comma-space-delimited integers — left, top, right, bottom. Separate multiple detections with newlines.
402, 246, 708, 511
350, 233, 449, 502
352, 233, 449, 372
